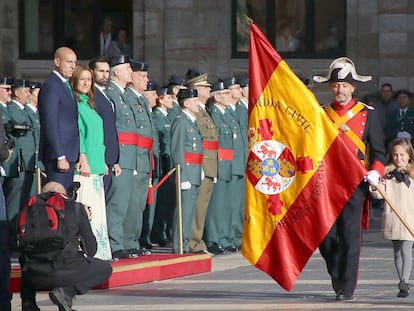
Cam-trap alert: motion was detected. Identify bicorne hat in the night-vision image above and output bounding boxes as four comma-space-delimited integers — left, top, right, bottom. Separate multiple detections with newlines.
313, 57, 372, 83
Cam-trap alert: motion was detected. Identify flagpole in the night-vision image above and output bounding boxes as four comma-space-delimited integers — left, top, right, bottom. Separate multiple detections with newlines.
374, 185, 414, 238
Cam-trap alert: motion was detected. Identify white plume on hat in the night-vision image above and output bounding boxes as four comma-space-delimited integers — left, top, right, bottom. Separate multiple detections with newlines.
313, 57, 372, 83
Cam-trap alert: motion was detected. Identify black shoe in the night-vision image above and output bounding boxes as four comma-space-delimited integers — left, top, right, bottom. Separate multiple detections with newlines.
224, 246, 238, 252
112, 250, 133, 261
22, 301, 40, 311
49, 287, 72, 311
207, 244, 228, 255
140, 241, 153, 250
335, 292, 354, 301
158, 239, 172, 248
398, 280, 410, 298
139, 247, 152, 256
125, 248, 140, 258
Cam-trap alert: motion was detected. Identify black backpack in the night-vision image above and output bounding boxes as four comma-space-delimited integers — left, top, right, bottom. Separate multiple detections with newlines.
16, 192, 73, 261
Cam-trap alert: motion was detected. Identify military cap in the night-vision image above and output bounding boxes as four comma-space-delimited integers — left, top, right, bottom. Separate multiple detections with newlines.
13, 79, 31, 88
220, 77, 239, 89
29, 81, 42, 89
313, 57, 372, 83
168, 75, 186, 87
396, 89, 412, 97
237, 77, 249, 88
157, 87, 172, 96
130, 59, 149, 72
177, 88, 198, 100
0, 77, 14, 86
146, 81, 159, 92
210, 81, 226, 93
109, 55, 131, 67
185, 72, 211, 87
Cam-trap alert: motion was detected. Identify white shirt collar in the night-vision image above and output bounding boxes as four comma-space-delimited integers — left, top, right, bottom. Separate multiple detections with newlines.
53, 70, 68, 83
183, 110, 196, 123
11, 99, 24, 110
26, 103, 37, 113
156, 107, 168, 116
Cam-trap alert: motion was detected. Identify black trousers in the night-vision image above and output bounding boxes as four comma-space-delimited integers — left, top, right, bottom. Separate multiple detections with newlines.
20, 254, 112, 301
319, 183, 366, 296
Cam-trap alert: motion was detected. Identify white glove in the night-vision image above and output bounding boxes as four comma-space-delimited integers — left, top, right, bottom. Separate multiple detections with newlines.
201, 169, 205, 181
365, 170, 381, 186
181, 181, 192, 190
213, 177, 217, 184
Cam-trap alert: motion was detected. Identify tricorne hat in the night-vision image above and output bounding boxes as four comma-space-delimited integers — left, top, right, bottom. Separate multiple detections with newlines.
0, 77, 14, 86
168, 75, 185, 87
220, 77, 240, 89
109, 55, 131, 68
237, 77, 249, 88
29, 81, 42, 89
313, 57, 372, 83
177, 88, 198, 100
130, 59, 149, 72
157, 86, 173, 96
13, 79, 31, 88
145, 81, 159, 92
210, 81, 226, 93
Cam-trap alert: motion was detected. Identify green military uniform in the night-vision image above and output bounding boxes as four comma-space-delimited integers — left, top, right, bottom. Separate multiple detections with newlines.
234, 98, 248, 246
4, 100, 36, 221
151, 107, 175, 245
167, 100, 181, 122
105, 80, 141, 253
205, 103, 233, 251
0, 103, 16, 180
224, 105, 246, 249
124, 87, 156, 249
171, 111, 203, 253
25, 104, 44, 172
188, 105, 218, 252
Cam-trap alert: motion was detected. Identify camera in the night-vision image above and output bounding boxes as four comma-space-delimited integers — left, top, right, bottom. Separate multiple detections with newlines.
4, 120, 32, 138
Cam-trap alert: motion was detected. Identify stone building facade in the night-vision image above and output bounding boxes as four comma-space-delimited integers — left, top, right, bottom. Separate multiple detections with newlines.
0, 0, 413, 103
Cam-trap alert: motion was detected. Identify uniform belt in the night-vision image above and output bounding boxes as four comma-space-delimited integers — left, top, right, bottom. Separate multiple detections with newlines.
202, 140, 219, 150
218, 148, 234, 161
118, 132, 154, 150
184, 152, 203, 164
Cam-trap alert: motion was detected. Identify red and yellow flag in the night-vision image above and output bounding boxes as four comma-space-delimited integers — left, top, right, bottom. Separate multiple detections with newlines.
241, 23, 367, 291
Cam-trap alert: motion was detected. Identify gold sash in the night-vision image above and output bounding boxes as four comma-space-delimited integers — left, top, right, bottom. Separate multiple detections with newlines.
324, 102, 366, 156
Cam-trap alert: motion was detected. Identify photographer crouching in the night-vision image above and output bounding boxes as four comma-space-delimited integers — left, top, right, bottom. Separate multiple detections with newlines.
19, 181, 112, 311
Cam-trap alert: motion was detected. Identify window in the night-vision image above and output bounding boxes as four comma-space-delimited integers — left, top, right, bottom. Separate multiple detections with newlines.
19, 0, 132, 60
232, 0, 346, 58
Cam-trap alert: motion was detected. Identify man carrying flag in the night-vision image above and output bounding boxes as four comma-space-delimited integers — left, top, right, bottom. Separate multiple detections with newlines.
241, 21, 385, 300
313, 57, 386, 300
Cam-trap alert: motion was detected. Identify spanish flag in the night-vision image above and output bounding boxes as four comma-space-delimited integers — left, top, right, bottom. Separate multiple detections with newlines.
241, 23, 367, 291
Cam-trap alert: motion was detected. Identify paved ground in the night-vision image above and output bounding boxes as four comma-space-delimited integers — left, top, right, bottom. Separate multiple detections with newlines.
12, 207, 414, 310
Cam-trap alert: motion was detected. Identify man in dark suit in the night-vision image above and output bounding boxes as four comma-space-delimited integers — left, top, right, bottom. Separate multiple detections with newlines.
38, 47, 79, 191
89, 56, 121, 193
384, 89, 414, 148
